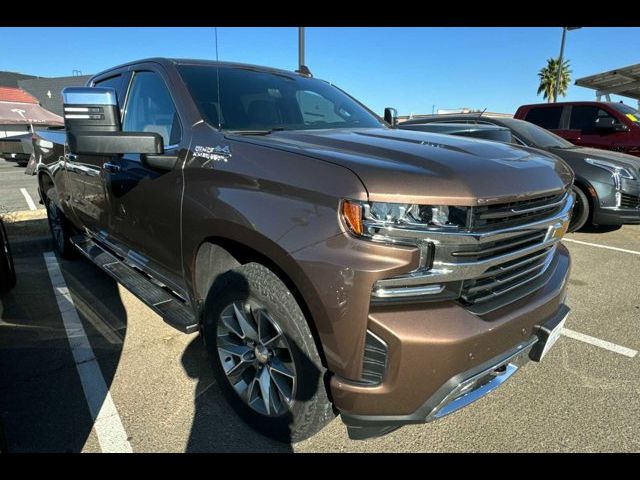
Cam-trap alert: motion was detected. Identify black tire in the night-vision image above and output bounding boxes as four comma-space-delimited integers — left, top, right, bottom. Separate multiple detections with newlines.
201, 262, 334, 443
0, 219, 16, 293
45, 188, 76, 259
568, 185, 590, 233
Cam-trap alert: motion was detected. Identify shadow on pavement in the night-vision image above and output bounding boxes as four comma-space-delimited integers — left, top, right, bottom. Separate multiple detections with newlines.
0, 251, 127, 452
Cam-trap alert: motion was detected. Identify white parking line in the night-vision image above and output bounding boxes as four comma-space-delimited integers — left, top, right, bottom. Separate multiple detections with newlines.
563, 238, 640, 256
43, 252, 133, 453
562, 328, 638, 358
20, 188, 37, 211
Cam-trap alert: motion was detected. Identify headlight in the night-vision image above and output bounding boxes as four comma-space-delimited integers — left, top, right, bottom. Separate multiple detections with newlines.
341, 199, 468, 242
585, 158, 636, 181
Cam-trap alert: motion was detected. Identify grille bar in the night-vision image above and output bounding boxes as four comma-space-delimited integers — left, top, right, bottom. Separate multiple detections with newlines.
471, 192, 567, 230
620, 192, 640, 209
461, 247, 555, 304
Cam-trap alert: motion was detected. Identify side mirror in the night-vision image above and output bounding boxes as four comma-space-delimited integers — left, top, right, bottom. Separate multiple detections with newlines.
68, 131, 164, 155
63, 86, 164, 156
384, 107, 398, 127
595, 117, 627, 132
63, 87, 121, 133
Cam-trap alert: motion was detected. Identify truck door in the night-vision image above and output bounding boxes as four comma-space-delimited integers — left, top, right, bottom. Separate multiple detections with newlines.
65, 74, 124, 235
103, 68, 187, 295
566, 105, 627, 151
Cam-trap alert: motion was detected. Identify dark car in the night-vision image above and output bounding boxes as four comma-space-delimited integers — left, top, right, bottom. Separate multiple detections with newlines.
36, 58, 573, 441
0, 217, 16, 293
401, 114, 640, 232
399, 122, 512, 143
514, 101, 640, 157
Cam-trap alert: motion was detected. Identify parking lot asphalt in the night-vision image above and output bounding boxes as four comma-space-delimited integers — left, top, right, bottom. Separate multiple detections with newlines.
1, 161, 639, 452
0, 157, 44, 214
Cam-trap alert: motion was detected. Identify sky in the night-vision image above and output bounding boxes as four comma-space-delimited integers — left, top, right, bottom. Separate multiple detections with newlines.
1, 27, 640, 115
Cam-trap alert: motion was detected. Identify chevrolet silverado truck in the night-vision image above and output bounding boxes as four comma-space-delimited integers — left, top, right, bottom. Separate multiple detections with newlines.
36, 58, 573, 441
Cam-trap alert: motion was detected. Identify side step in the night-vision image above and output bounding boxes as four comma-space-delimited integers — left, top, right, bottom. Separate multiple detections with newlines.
71, 236, 198, 334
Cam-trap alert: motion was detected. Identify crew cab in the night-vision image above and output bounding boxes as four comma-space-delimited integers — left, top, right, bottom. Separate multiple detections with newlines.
515, 101, 640, 157
36, 58, 573, 441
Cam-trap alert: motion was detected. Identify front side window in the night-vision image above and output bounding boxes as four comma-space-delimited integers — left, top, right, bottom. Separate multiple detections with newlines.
177, 65, 383, 131
569, 106, 616, 134
123, 71, 181, 146
524, 106, 563, 130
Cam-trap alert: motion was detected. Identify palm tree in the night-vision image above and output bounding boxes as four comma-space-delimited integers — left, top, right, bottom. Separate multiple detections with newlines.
537, 58, 572, 102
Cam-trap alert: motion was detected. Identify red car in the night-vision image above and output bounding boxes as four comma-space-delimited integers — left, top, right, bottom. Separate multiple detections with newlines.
515, 101, 640, 157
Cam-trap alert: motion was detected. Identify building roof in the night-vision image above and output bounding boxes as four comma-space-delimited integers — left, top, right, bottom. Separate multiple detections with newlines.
0, 87, 39, 104
18, 75, 92, 116
0, 71, 36, 88
575, 63, 640, 101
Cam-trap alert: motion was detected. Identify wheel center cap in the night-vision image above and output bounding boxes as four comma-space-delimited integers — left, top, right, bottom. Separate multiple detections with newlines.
254, 345, 269, 364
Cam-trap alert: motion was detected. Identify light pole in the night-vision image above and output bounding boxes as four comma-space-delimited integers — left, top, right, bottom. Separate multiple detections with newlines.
298, 27, 305, 71
553, 27, 581, 103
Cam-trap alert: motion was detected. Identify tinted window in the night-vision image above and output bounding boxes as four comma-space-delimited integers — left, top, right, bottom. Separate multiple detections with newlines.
524, 106, 563, 130
177, 65, 383, 131
609, 103, 640, 125
123, 71, 181, 146
569, 106, 615, 134
94, 75, 122, 94
501, 118, 574, 149
94, 75, 124, 119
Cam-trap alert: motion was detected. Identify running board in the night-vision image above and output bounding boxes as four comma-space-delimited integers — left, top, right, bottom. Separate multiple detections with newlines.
70, 235, 198, 334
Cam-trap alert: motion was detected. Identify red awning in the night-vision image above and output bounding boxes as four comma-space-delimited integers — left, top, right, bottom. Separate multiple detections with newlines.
0, 101, 63, 126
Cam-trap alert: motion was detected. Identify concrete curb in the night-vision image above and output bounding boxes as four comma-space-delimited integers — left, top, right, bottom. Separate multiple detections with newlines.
1, 209, 47, 223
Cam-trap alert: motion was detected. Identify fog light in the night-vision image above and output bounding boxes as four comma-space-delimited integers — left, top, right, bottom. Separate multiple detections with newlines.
615, 191, 622, 208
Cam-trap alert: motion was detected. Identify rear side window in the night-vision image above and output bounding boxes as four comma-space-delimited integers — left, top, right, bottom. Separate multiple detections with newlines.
569, 106, 616, 134
122, 71, 181, 147
524, 106, 563, 130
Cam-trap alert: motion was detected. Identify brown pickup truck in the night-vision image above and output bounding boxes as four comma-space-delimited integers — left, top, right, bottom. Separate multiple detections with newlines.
34, 58, 573, 441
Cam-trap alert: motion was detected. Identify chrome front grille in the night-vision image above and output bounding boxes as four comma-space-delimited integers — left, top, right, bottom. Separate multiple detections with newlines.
460, 246, 555, 305
370, 189, 573, 314
471, 192, 567, 230
451, 230, 547, 261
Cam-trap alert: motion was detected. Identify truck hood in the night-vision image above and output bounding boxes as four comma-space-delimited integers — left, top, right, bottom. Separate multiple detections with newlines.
233, 128, 573, 205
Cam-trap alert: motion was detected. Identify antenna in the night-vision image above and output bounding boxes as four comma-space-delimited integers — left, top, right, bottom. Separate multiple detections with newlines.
214, 27, 222, 129
474, 107, 487, 124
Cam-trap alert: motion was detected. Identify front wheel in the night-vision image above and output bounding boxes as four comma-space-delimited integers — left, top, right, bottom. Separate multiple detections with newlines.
201, 262, 334, 443
568, 186, 590, 233
45, 189, 76, 259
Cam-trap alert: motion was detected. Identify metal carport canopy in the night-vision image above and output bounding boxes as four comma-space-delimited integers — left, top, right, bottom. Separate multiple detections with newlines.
575, 63, 640, 108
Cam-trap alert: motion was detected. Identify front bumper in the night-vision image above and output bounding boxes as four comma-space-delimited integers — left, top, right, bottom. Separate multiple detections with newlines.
591, 177, 640, 225
332, 243, 571, 439
593, 206, 640, 225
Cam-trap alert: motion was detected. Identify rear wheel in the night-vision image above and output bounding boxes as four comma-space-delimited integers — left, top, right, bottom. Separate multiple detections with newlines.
45, 189, 76, 259
201, 262, 334, 443
0, 219, 16, 293
568, 185, 590, 233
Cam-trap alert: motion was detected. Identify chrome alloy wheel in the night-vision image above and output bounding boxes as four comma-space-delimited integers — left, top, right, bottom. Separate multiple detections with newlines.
216, 301, 297, 417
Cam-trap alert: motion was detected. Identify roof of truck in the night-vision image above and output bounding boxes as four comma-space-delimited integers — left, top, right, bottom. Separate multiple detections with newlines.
92, 57, 310, 81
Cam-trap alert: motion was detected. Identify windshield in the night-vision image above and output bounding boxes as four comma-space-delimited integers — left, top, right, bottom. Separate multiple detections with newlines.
177, 64, 384, 131
610, 103, 640, 124
501, 118, 574, 149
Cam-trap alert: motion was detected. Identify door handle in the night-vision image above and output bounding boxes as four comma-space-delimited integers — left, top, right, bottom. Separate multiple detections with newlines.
103, 162, 121, 173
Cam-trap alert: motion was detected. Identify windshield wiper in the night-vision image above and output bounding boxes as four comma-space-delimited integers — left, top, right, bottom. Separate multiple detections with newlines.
225, 127, 288, 136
